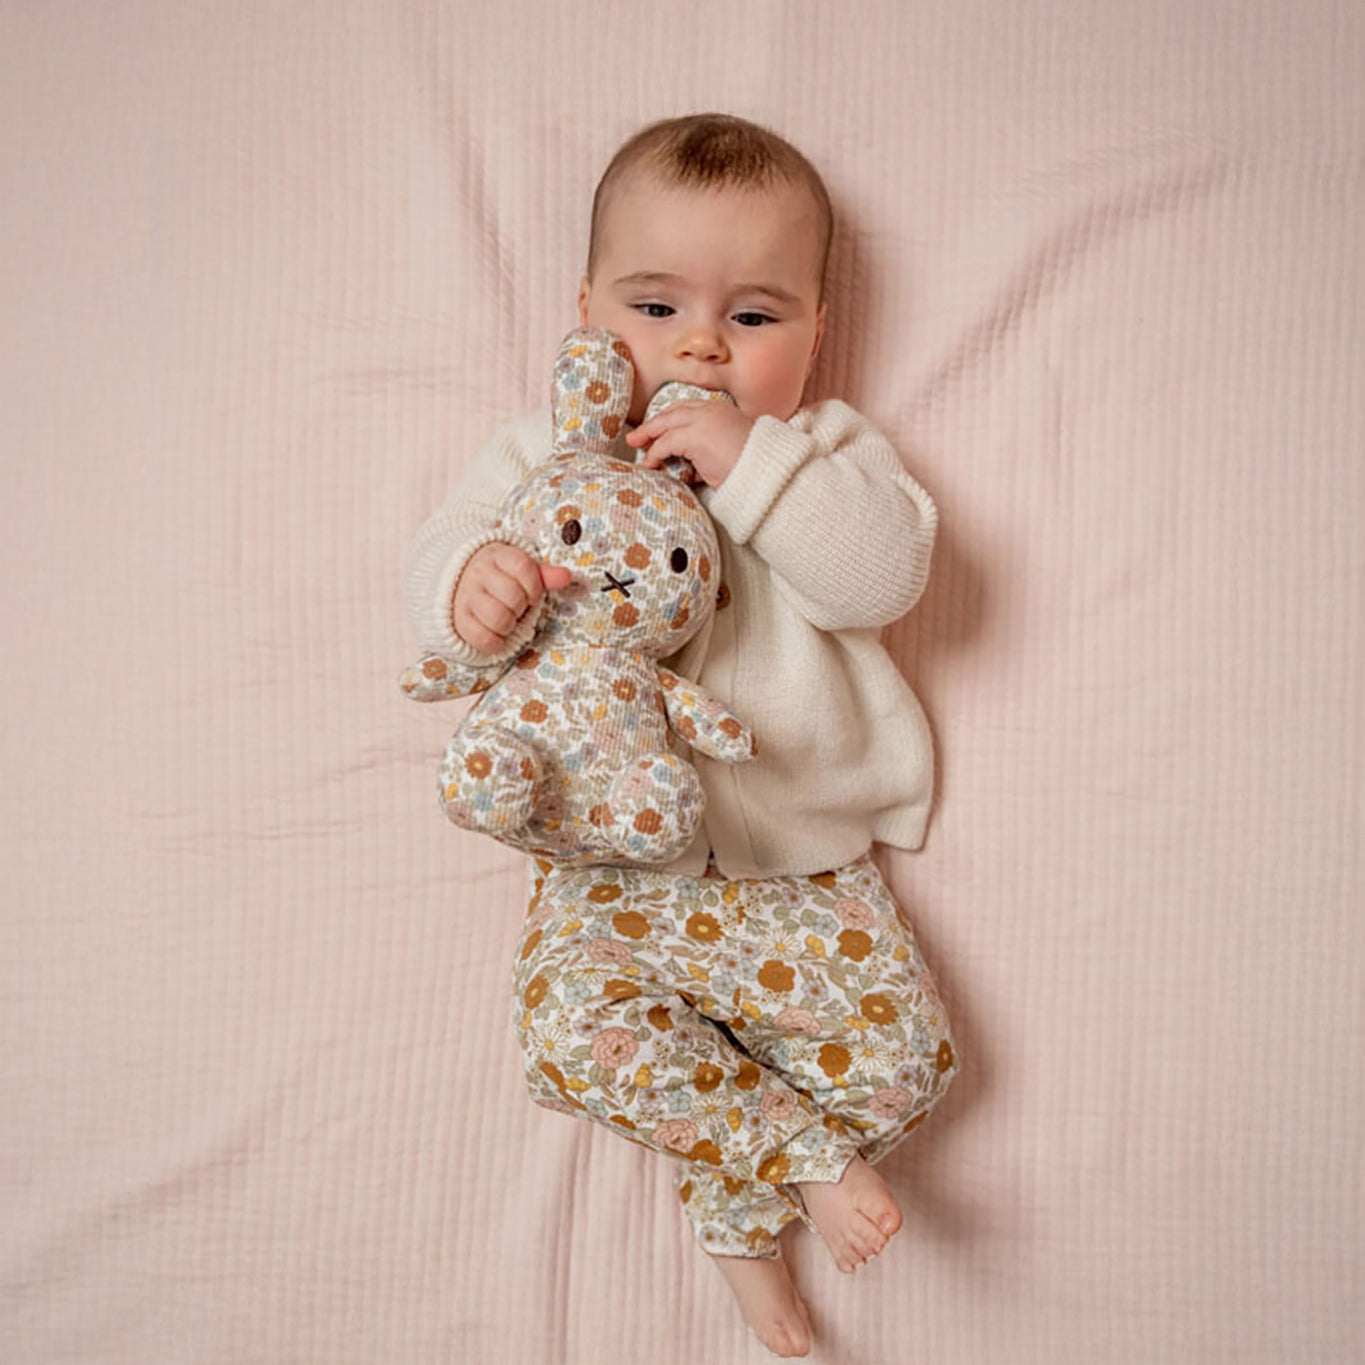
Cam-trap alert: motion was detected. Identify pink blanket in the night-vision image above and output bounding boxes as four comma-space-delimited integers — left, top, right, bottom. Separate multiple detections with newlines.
3, 2, 1362, 1361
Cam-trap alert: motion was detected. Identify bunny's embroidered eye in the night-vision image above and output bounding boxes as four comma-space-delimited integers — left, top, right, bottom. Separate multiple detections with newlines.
561, 519, 582, 545
670, 547, 689, 573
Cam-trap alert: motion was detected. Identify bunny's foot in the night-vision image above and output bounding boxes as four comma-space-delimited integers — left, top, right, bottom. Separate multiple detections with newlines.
439, 729, 542, 835
604, 753, 705, 864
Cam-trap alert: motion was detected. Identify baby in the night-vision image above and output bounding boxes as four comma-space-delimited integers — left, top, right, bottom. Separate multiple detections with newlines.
403, 114, 957, 1358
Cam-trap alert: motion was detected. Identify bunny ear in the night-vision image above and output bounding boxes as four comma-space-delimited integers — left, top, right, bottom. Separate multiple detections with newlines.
551, 327, 634, 455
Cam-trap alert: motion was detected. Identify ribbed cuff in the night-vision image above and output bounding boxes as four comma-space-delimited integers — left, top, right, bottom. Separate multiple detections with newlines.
703, 416, 817, 546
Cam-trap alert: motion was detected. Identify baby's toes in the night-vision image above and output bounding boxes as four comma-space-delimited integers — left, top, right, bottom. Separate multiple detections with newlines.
853, 1210, 889, 1255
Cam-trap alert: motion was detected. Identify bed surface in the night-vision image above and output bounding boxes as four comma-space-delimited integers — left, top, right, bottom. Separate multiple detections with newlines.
3, 3, 1362, 1362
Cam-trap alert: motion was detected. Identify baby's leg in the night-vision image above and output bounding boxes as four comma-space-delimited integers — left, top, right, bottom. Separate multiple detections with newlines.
512, 861, 863, 1187
722, 855, 960, 1272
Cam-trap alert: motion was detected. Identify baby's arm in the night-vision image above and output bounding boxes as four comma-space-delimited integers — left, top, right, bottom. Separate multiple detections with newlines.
403, 409, 558, 662
703, 402, 938, 632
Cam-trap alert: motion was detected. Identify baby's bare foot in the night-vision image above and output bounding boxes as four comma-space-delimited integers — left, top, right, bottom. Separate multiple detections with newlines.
711, 1252, 813, 1358
797, 1155, 903, 1273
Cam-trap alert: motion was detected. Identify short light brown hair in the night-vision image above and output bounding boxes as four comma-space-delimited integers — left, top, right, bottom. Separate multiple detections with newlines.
586, 113, 833, 294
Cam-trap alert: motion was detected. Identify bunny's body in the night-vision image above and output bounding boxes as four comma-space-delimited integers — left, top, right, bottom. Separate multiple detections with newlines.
401, 328, 754, 867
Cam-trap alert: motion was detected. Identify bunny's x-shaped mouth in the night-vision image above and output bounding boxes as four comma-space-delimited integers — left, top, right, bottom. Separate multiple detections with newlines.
601, 571, 636, 598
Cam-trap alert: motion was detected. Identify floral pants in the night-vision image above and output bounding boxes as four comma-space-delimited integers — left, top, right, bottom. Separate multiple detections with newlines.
512, 853, 958, 1259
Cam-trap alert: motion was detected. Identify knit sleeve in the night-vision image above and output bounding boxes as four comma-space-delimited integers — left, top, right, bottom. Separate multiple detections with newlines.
703, 401, 938, 631
401, 408, 551, 662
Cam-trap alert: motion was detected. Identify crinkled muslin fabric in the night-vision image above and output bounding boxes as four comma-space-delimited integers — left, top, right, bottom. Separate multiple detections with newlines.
2, 3, 1362, 1364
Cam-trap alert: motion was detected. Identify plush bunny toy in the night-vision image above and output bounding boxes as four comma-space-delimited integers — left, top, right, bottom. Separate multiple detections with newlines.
400, 326, 755, 868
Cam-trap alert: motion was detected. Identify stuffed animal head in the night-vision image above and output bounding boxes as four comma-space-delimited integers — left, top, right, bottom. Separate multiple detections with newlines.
495, 327, 724, 659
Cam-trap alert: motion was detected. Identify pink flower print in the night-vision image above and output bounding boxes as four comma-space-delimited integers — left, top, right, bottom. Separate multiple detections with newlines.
773, 1007, 821, 1038
834, 897, 876, 930
590, 1027, 639, 1070
588, 937, 634, 968
609, 504, 640, 535
869, 1086, 915, 1119
654, 1118, 699, 1153
760, 1088, 801, 1123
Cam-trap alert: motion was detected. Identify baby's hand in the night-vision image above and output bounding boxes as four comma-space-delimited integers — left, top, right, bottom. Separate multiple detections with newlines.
627, 400, 755, 489
452, 543, 572, 655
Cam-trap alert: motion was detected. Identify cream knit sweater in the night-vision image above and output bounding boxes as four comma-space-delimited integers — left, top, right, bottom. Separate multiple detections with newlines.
403, 399, 938, 879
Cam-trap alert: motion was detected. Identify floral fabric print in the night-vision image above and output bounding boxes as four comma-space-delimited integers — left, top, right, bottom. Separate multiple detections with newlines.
399, 327, 755, 867
512, 853, 958, 1259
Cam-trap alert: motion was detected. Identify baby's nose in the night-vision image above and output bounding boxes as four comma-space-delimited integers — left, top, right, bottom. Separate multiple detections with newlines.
675, 326, 728, 364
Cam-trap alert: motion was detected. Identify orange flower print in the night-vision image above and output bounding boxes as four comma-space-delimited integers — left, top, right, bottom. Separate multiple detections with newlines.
625, 543, 651, 569
616, 487, 643, 507
695, 1062, 724, 1092
757, 960, 795, 993
685, 912, 722, 943
735, 1059, 762, 1091
464, 750, 492, 779
603, 979, 641, 1002
519, 699, 548, 723
585, 380, 611, 404
860, 994, 899, 1025
936, 1040, 956, 1073
678, 1180, 693, 1203
634, 809, 663, 835
757, 1153, 791, 1184
809, 871, 838, 890
519, 928, 543, 961
675, 715, 697, 740
612, 910, 650, 939
818, 1043, 851, 1078
612, 678, 638, 702
688, 1139, 723, 1166
421, 658, 448, 680
590, 1027, 639, 1069
587, 882, 622, 904
523, 974, 548, 1009
614, 603, 640, 628
646, 1003, 674, 1032
654, 1118, 699, 1153
837, 929, 873, 961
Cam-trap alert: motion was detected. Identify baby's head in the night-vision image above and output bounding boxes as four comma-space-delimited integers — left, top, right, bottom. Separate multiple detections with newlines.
577, 114, 832, 425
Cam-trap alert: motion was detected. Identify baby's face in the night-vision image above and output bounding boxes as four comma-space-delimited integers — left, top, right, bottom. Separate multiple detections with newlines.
578, 172, 827, 425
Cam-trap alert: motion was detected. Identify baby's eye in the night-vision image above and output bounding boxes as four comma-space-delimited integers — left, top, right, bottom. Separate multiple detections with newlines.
634, 302, 675, 319
732, 311, 776, 327
669, 547, 689, 573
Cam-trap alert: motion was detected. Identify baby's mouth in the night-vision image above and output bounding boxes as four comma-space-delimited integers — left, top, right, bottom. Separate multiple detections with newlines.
601, 571, 635, 598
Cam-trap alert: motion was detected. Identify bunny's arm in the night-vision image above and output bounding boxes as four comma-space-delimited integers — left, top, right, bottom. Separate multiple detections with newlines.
399, 653, 504, 702
656, 667, 757, 765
